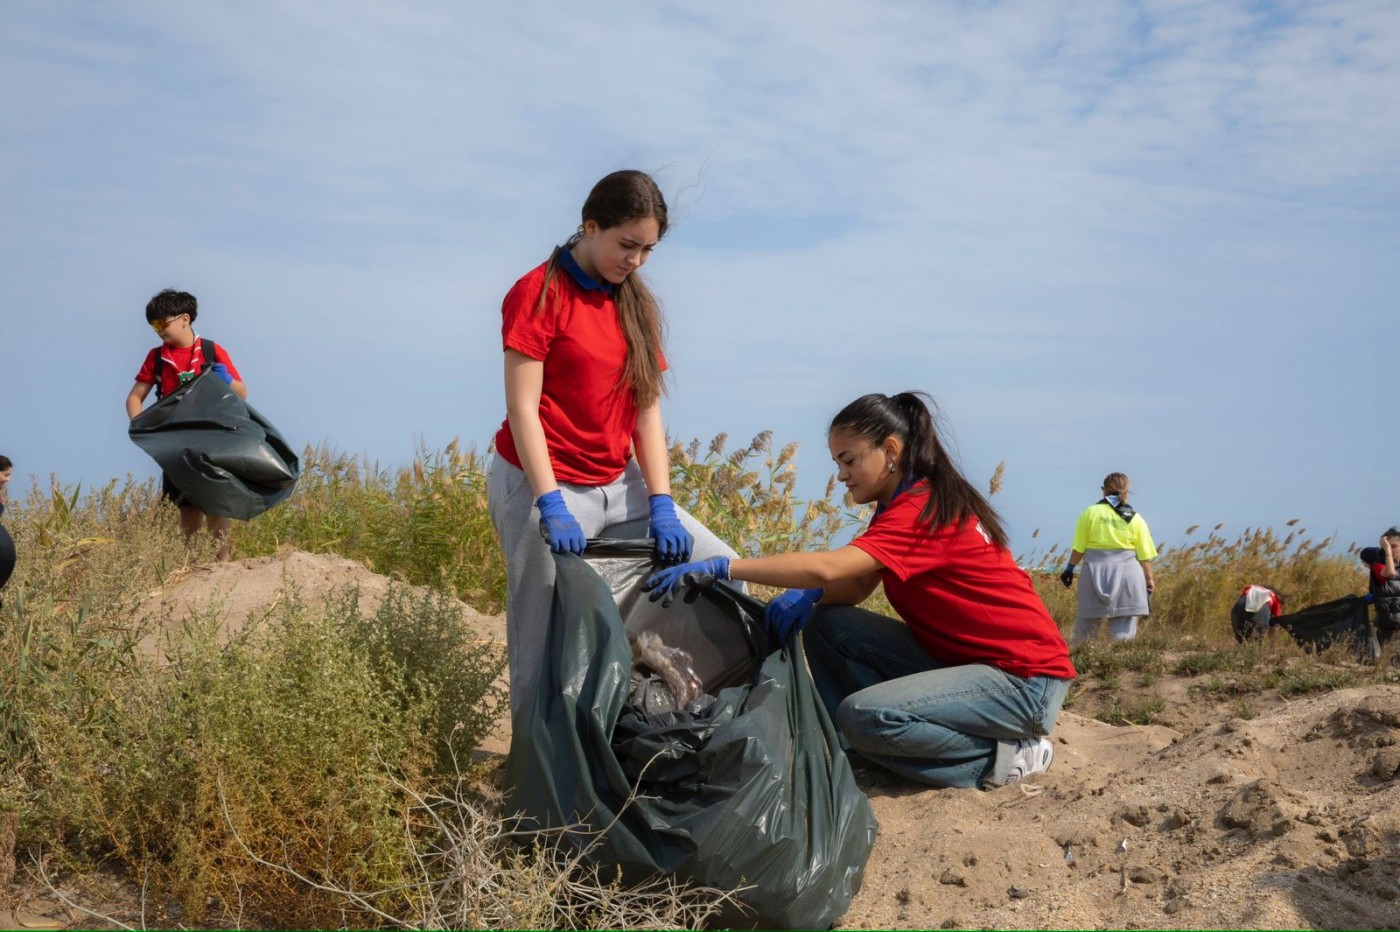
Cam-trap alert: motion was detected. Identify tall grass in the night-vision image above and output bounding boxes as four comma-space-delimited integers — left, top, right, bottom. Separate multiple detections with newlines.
1026, 520, 1368, 643
0, 436, 1389, 928
237, 440, 506, 613
667, 431, 861, 557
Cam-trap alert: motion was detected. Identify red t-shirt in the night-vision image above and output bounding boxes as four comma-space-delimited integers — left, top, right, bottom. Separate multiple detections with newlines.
493, 259, 664, 486
850, 485, 1076, 680
135, 338, 241, 398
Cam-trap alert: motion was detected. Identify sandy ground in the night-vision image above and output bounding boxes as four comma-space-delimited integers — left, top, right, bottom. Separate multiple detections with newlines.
9, 550, 1399, 930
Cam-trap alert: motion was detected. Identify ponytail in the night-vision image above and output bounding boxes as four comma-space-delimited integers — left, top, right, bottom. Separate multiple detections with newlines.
831, 391, 1008, 548
1102, 472, 1131, 505
613, 271, 666, 409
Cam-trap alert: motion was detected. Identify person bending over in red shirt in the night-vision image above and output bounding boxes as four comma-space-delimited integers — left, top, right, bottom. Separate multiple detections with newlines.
645, 391, 1076, 790
487, 170, 736, 718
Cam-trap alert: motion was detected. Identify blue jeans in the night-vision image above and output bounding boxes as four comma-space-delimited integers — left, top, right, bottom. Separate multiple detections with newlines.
803, 605, 1072, 789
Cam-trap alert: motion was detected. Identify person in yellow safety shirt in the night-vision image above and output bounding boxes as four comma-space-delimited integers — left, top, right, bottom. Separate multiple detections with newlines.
1059, 472, 1157, 644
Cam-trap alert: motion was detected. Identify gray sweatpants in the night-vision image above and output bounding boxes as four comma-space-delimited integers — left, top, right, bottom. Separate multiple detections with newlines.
1070, 615, 1140, 644
487, 455, 739, 715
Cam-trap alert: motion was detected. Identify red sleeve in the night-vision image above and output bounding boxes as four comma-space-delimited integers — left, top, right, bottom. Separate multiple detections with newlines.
1371, 563, 1389, 587
212, 343, 241, 382
500, 270, 555, 360
135, 347, 158, 384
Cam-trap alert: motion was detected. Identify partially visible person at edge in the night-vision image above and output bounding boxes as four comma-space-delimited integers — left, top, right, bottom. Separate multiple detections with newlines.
1059, 472, 1157, 645
1231, 584, 1285, 642
486, 169, 737, 716
0, 454, 15, 609
1358, 528, 1400, 647
642, 391, 1075, 790
125, 289, 246, 562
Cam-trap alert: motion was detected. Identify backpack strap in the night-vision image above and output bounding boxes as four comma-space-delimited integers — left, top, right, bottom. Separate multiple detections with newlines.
153, 347, 166, 400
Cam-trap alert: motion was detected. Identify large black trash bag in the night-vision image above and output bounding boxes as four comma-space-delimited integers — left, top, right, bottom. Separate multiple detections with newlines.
128, 371, 300, 520
505, 538, 878, 930
1275, 595, 1379, 663
0, 523, 14, 593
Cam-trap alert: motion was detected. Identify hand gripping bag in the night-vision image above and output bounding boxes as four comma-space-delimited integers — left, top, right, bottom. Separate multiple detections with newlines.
505, 537, 877, 930
128, 370, 300, 520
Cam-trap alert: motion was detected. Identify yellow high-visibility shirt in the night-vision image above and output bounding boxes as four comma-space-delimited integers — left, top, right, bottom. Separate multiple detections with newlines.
1072, 503, 1157, 561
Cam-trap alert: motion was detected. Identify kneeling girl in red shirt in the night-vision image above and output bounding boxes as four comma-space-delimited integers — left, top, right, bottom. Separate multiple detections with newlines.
646, 391, 1075, 790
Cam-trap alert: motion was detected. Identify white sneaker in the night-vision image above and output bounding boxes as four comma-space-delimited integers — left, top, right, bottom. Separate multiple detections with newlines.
1005, 736, 1054, 784
981, 736, 1054, 789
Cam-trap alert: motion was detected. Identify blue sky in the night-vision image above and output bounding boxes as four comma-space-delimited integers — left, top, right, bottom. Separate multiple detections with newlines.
2, 0, 1397, 557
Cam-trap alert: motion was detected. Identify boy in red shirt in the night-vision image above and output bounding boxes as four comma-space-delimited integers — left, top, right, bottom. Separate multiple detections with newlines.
125, 289, 246, 561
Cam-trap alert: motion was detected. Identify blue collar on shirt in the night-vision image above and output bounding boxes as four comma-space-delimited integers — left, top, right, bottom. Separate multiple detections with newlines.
558, 247, 615, 295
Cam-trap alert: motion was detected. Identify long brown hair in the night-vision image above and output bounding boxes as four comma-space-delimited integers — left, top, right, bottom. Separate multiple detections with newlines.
536, 170, 669, 408
830, 391, 1009, 548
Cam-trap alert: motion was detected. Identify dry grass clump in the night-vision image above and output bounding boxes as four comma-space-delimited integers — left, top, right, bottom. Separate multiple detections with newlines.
237, 440, 506, 613
669, 432, 856, 559
242, 775, 748, 931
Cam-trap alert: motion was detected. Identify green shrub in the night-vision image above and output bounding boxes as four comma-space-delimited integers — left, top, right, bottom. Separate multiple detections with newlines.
16, 596, 435, 927
337, 585, 508, 776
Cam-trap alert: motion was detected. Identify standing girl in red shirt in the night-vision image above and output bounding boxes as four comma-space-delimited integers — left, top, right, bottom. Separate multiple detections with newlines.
488, 170, 736, 714
645, 391, 1074, 789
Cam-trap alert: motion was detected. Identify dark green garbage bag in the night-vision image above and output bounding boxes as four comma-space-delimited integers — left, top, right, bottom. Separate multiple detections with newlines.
505, 538, 878, 930
0, 523, 14, 593
1275, 594, 1378, 663
128, 370, 300, 520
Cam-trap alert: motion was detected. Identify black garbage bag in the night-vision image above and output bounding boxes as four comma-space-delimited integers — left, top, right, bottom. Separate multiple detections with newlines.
1274, 595, 1378, 663
0, 522, 14, 593
505, 538, 878, 930
128, 371, 300, 520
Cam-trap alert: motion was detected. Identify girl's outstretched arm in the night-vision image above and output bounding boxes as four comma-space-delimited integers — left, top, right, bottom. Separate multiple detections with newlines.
730, 546, 883, 605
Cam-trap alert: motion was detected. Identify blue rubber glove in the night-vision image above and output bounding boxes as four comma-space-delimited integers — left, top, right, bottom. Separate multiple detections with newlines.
766, 588, 824, 643
536, 490, 586, 554
643, 557, 730, 608
1059, 565, 1076, 588
647, 494, 693, 564
210, 362, 234, 385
